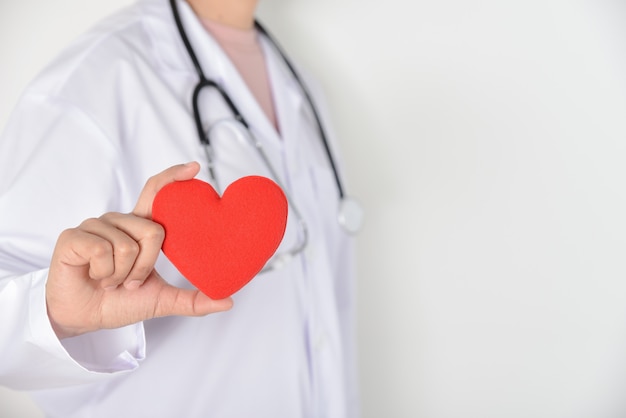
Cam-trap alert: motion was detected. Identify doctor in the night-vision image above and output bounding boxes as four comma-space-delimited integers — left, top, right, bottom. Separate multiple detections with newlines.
0, 0, 359, 417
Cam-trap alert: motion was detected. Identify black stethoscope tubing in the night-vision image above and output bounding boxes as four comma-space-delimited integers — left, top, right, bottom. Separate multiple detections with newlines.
169, 0, 346, 199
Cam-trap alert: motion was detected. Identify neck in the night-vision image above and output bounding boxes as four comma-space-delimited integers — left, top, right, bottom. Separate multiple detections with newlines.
186, 0, 258, 30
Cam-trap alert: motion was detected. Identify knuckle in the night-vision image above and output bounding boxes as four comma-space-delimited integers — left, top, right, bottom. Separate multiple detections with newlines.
98, 212, 119, 222
90, 240, 113, 258
58, 227, 78, 241
79, 217, 101, 229
116, 241, 140, 258
145, 222, 165, 242
55, 228, 81, 250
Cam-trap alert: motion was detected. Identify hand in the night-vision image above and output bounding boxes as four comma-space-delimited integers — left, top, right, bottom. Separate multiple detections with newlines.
46, 162, 233, 339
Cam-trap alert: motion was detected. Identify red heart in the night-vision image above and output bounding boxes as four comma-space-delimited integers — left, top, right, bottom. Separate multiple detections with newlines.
151, 176, 288, 299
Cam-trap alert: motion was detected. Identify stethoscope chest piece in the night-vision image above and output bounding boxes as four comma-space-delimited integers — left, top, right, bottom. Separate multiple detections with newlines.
338, 197, 364, 235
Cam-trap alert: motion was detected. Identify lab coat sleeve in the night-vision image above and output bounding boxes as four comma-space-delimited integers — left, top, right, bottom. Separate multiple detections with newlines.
0, 92, 145, 390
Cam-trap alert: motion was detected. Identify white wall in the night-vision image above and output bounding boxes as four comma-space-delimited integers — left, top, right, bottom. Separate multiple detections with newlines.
2, 0, 626, 417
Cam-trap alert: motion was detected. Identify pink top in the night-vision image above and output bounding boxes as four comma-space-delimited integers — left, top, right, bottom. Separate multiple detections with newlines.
201, 19, 279, 132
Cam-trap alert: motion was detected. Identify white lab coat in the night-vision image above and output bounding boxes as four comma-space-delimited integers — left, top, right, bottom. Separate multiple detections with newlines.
0, 0, 358, 416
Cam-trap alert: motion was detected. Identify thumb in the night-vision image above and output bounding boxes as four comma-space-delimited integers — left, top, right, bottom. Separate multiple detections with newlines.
133, 162, 201, 219
152, 282, 234, 318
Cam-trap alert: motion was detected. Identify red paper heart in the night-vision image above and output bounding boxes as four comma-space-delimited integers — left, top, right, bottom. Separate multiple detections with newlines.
151, 176, 288, 299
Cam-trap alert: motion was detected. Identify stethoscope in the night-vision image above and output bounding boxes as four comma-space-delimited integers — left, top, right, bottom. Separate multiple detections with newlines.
170, 0, 363, 270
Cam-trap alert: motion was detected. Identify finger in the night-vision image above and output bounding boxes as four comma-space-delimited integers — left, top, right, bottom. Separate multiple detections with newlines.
133, 162, 201, 219
152, 283, 234, 318
98, 212, 165, 289
77, 217, 140, 286
55, 226, 116, 281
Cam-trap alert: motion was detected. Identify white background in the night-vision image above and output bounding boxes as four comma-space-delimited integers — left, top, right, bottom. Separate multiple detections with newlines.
2, 0, 626, 417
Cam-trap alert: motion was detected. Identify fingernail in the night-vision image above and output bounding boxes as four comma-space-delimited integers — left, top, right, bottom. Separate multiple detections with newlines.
124, 280, 142, 290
